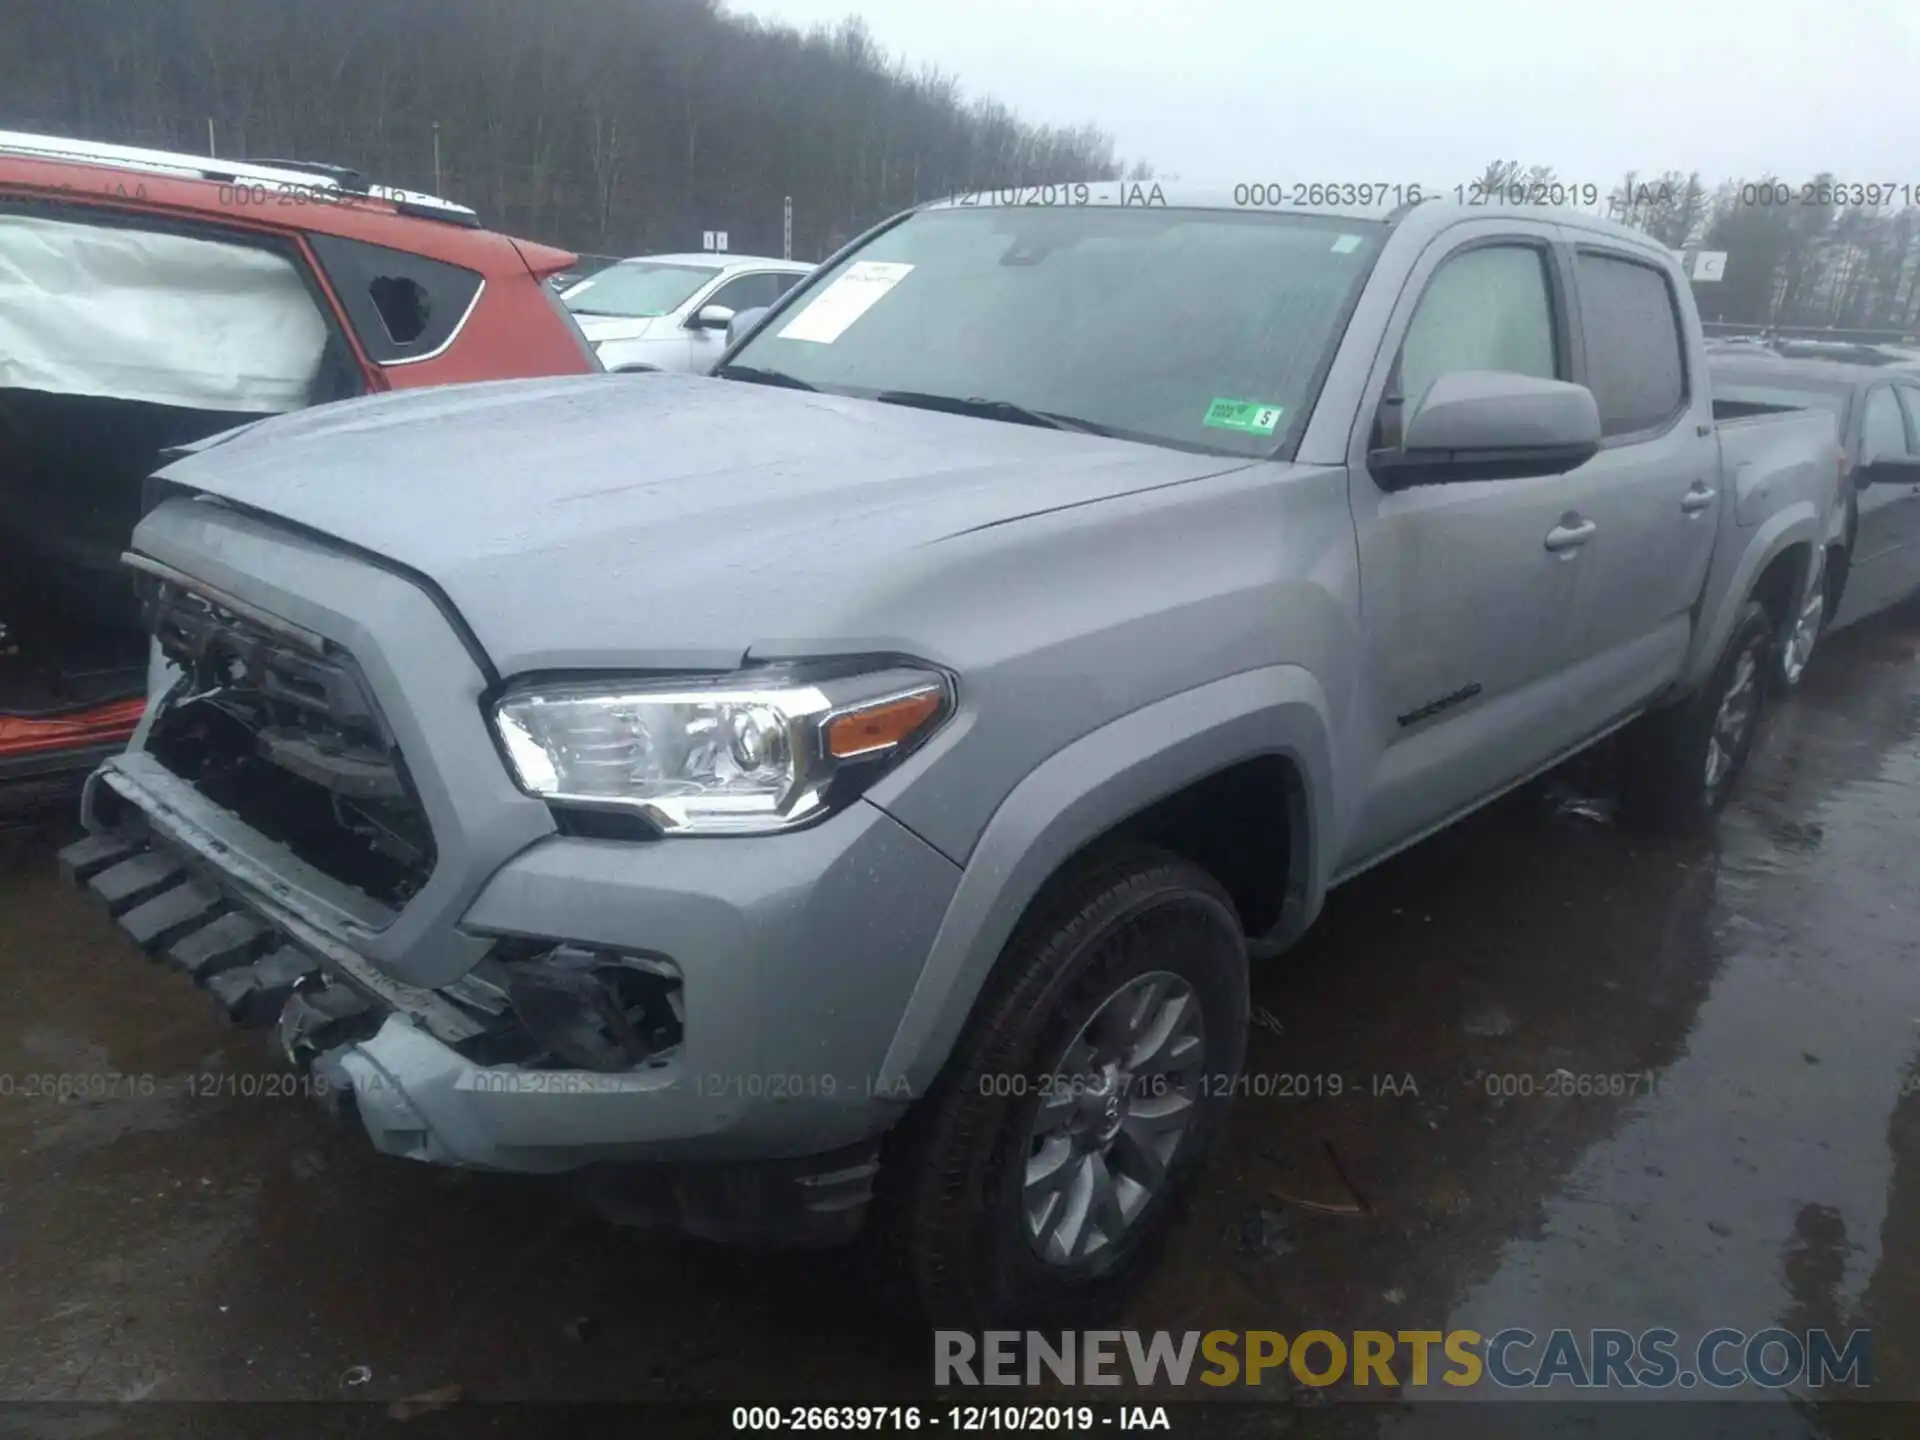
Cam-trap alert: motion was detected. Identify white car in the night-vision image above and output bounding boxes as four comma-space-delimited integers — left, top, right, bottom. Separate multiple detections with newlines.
561, 254, 813, 373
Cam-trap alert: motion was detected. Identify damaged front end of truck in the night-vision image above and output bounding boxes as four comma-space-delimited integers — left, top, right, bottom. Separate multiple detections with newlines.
64, 558, 687, 1155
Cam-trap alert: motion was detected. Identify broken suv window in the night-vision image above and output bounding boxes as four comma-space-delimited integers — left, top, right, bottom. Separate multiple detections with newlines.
306, 233, 482, 363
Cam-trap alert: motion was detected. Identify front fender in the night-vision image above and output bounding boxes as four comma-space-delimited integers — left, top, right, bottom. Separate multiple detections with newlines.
1682, 500, 1820, 694
875, 665, 1335, 1093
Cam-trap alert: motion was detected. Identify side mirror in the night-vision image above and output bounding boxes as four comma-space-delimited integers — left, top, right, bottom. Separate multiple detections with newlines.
1373, 371, 1602, 489
1855, 454, 1920, 486
689, 304, 735, 331
725, 305, 770, 348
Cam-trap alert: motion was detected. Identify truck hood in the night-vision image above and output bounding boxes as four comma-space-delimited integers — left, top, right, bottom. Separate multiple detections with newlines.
152, 373, 1250, 673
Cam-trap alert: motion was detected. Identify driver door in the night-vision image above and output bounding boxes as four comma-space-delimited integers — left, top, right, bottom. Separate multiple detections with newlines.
1835, 381, 1920, 623
1340, 221, 1593, 872
1893, 382, 1920, 601
686, 272, 795, 374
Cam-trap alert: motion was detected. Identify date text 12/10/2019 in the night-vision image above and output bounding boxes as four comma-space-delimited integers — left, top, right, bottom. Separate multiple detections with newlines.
731, 1405, 1173, 1431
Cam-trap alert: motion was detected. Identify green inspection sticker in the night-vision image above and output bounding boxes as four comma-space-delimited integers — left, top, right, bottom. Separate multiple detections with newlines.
1202, 398, 1284, 434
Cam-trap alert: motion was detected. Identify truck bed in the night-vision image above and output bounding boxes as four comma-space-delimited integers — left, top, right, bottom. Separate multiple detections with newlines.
1712, 396, 1809, 422
1711, 403, 1840, 529
1671, 402, 1841, 697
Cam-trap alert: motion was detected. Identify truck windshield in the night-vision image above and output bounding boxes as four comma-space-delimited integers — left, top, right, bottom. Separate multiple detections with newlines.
563, 261, 720, 318
724, 206, 1384, 457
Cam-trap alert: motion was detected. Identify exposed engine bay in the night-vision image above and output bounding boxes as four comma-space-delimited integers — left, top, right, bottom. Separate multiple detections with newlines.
125, 563, 685, 1074
138, 570, 436, 909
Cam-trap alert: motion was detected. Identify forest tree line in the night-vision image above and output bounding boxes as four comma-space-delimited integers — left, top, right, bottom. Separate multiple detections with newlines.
2, 3, 1914, 333
0, 0, 1141, 260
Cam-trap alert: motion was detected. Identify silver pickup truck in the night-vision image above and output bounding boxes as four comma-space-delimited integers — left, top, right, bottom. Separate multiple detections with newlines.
61, 189, 1836, 1326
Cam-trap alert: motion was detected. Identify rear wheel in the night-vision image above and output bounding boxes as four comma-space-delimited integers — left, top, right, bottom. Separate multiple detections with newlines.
1621, 599, 1773, 833
876, 849, 1248, 1327
1776, 550, 1827, 690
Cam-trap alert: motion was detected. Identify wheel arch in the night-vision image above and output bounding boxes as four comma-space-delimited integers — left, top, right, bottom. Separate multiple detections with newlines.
1750, 540, 1813, 633
875, 666, 1335, 1094
1681, 506, 1820, 695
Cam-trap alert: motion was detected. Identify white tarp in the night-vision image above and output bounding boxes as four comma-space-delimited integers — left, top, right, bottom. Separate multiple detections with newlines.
0, 212, 328, 413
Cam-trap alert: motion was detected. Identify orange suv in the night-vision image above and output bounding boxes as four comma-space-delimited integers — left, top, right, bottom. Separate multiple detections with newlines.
0, 131, 599, 808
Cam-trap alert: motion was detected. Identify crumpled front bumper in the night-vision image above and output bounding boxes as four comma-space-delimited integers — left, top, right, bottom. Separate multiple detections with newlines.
66, 749, 963, 1247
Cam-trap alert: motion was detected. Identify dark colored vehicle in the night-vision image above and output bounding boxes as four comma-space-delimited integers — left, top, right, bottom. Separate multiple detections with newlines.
0, 130, 600, 807
1710, 354, 1920, 684
1770, 339, 1920, 367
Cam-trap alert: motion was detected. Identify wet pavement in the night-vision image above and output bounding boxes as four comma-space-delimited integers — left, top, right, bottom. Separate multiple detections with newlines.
3, 601, 1918, 1430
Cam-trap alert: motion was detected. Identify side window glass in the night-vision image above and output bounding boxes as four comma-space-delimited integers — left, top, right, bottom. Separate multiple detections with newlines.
772, 272, 805, 297
1386, 243, 1558, 447
706, 273, 782, 314
1573, 251, 1687, 437
305, 233, 482, 364
1861, 387, 1910, 461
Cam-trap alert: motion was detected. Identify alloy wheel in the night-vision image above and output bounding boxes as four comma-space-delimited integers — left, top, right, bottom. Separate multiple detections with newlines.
1017, 970, 1207, 1267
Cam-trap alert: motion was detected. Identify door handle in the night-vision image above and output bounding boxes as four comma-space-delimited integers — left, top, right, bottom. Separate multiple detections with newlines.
1681, 484, 1717, 514
1544, 518, 1597, 553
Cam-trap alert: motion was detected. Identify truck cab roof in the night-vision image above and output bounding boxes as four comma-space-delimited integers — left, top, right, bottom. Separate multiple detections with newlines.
921, 182, 1675, 256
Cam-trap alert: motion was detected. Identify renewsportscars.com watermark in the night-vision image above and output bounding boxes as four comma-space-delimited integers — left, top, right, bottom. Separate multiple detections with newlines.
934, 1328, 1872, 1391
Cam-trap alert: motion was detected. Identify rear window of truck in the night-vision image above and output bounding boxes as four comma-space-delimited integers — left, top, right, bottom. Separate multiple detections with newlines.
1574, 251, 1688, 437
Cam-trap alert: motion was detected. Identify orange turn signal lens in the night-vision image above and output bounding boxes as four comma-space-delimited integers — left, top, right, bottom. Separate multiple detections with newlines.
824, 687, 944, 759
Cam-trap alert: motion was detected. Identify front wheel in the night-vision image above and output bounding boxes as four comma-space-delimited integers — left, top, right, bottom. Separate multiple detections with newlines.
1621, 599, 1774, 833
877, 849, 1249, 1327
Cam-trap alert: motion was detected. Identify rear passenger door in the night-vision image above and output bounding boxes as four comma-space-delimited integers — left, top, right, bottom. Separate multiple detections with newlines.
0, 199, 370, 701
1554, 244, 1718, 725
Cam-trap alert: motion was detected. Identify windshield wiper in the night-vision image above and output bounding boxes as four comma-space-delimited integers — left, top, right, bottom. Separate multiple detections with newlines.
713, 364, 819, 392
871, 390, 1111, 436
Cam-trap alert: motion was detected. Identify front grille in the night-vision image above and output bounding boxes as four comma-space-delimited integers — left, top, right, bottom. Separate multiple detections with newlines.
140, 577, 436, 908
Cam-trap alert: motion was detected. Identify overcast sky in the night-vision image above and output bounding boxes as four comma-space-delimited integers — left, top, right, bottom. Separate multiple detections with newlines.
722, 0, 1920, 192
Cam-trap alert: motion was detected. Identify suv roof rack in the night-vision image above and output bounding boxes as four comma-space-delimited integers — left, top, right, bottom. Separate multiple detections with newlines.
0, 130, 478, 227
246, 158, 369, 191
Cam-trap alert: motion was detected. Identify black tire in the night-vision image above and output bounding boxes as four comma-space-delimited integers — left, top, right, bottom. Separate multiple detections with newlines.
1773, 549, 1829, 692
873, 847, 1249, 1328
1620, 599, 1774, 833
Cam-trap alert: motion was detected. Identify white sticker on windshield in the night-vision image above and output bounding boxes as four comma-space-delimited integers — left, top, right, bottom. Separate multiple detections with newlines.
1331, 234, 1363, 254
777, 261, 915, 344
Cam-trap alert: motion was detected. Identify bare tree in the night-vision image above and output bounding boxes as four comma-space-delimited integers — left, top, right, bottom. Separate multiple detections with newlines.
10, 6, 1920, 332
1612, 169, 1711, 250
0, 0, 1136, 259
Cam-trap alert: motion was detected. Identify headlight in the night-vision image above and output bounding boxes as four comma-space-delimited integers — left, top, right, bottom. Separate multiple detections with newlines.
491, 665, 952, 834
